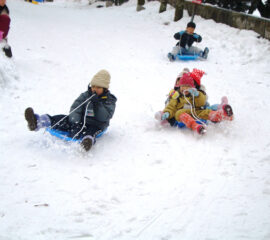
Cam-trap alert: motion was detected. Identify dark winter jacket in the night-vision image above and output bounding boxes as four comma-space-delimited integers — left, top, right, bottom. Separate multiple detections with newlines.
69, 88, 117, 130
174, 31, 202, 49
0, 5, 9, 15
0, 15, 10, 39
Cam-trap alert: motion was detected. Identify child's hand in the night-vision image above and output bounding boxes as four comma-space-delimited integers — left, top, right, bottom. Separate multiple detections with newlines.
161, 112, 169, 120
91, 94, 99, 103
187, 88, 199, 97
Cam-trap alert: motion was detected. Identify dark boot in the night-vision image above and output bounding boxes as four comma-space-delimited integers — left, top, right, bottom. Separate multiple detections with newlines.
3, 45, 12, 58
209, 104, 233, 122
25, 108, 51, 131
223, 104, 233, 117
25, 107, 37, 131
81, 135, 94, 151
202, 47, 209, 59
167, 53, 175, 62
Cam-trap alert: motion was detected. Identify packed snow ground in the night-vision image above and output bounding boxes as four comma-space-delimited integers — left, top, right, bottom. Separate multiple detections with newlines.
1, 0, 270, 239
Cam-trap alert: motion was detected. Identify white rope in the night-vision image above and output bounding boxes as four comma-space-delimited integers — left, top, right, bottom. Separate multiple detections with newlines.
183, 89, 207, 127
71, 101, 91, 140
48, 94, 96, 130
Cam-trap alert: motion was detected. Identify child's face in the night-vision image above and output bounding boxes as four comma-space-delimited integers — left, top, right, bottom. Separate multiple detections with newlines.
186, 27, 195, 35
180, 85, 191, 96
91, 86, 104, 96
0, 0, 6, 7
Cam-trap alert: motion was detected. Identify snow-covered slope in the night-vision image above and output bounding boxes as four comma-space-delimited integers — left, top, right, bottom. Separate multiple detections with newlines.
0, 0, 270, 239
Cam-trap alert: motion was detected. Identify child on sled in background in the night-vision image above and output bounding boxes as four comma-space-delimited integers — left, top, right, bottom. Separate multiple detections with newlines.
167, 22, 209, 62
24, 70, 117, 151
160, 72, 233, 135
0, 0, 12, 58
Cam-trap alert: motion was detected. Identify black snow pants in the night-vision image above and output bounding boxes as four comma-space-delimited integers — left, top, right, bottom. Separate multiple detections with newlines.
48, 114, 102, 140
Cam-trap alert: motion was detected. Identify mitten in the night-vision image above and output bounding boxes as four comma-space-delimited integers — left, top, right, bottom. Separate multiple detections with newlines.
91, 94, 99, 103
187, 88, 199, 97
161, 112, 169, 120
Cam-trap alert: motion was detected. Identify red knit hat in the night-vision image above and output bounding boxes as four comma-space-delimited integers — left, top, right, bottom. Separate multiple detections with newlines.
178, 73, 195, 88
190, 69, 205, 86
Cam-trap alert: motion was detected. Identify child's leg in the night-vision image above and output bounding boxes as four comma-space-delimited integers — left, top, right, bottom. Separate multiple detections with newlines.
175, 109, 206, 134
179, 113, 206, 135
187, 46, 203, 56
171, 45, 181, 56
25, 107, 51, 131
48, 114, 72, 131
208, 104, 233, 122
80, 126, 103, 151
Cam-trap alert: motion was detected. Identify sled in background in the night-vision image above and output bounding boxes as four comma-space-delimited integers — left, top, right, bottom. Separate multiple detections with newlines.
176, 53, 200, 61
25, 0, 44, 4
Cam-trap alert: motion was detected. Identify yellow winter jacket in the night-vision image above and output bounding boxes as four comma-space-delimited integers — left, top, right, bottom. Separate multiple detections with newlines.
163, 91, 211, 121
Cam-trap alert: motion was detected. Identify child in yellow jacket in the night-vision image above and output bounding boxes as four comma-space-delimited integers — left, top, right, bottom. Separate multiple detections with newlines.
161, 72, 233, 135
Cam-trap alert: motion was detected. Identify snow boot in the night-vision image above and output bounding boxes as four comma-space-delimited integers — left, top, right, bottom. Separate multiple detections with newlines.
209, 104, 233, 122
222, 104, 233, 117
167, 52, 175, 62
81, 135, 94, 151
25, 107, 51, 131
179, 113, 206, 135
202, 47, 209, 59
25, 107, 37, 131
3, 45, 12, 58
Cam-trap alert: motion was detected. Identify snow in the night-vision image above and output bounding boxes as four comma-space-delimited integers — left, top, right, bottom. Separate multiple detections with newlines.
1, 0, 270, 239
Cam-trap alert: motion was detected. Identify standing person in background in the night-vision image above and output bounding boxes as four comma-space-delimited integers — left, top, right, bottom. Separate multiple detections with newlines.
0, 0, 12, 58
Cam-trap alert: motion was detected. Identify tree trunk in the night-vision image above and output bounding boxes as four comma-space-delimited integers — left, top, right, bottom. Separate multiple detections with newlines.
248, 0, 259, 14
174, 0, 184, 21
137, 0, 145, 11
159, 0, 167, 13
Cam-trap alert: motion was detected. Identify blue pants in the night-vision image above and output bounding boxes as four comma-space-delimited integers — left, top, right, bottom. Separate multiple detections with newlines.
171, 45, 203, 56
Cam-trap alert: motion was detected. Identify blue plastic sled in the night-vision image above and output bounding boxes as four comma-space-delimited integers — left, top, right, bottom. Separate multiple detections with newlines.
175, 119, 207, 128
46, 128, 107, 143
176, 54, 199, 61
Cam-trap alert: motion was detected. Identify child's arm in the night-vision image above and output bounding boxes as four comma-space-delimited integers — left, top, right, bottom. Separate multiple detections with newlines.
193, 33, 202, 42
68, 92, 89, 124
174, 31, 185, 40
93, 95, 117, 122
163, 98, 178, 119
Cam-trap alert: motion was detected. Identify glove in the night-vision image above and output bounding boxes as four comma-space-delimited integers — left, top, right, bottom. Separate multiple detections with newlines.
193, 33, 200, 39
90, 94, 99, 103
161, 112, 169, 120
187, 88, 199, 97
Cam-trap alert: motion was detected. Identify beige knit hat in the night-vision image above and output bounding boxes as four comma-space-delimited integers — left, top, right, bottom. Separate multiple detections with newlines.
90, 70, 111, 89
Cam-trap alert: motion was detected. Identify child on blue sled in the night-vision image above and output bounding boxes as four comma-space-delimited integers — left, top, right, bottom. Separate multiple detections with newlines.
25, 70, 117, 151
155, 68, 233, 135
167, 22, 209, 61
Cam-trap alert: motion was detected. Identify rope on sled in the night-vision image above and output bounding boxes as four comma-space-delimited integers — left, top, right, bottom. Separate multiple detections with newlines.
48, 94, 96, 130
183, 89, 207, 127
71, 101, 91, 140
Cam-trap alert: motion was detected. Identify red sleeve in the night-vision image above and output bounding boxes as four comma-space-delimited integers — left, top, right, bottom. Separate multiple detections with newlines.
0, 15, 11, 39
